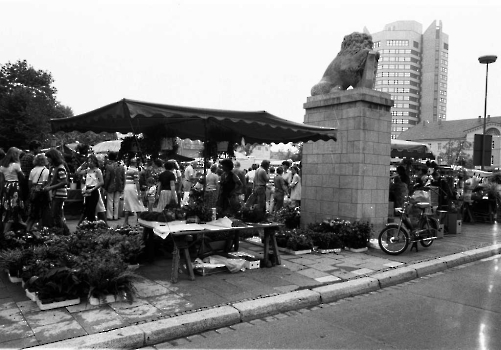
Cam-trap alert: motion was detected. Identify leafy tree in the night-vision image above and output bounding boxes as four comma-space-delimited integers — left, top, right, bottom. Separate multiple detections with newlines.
438, 140, 473, 168
0, 60, 70, 149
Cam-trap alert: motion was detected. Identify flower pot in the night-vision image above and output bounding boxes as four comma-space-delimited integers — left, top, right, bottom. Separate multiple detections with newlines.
36, 297, 80, 311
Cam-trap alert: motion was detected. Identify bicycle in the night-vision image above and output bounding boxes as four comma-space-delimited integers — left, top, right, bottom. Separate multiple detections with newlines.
378, 195, 439, 255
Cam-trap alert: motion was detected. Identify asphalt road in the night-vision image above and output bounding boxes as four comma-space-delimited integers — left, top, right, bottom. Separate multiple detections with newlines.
162, 254, 501, 349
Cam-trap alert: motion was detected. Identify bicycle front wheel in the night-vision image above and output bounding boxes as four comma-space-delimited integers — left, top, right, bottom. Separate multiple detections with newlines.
419, 218, 437, 248
378, 225, 409, 255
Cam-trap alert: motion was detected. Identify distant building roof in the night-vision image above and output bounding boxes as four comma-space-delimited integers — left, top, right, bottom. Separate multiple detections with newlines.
398, 116, 501, 141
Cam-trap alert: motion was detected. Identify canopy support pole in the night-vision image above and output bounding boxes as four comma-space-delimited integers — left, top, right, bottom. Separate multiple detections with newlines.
203, 119, 208, 199
123, 101, 143, 159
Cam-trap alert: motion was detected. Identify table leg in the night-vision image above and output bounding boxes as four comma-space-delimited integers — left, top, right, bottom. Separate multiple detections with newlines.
233, 231, 240, 251
182, 248, 195, 281
263, 231, 270, 266
143, 227, 155, 262
269, 230, 281, 265
171, 244, 180, 283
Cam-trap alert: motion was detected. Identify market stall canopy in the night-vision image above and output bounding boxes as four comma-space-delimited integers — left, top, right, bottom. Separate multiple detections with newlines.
92, 139, 195, 161
92, 140, 121, 154
391, 139, 435, 159
51, 99, 337, 144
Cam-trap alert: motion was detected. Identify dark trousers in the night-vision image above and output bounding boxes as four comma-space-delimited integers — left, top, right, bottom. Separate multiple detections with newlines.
51, 197, 69, 234
274, 192, 285, 212
83, 188, 99, 222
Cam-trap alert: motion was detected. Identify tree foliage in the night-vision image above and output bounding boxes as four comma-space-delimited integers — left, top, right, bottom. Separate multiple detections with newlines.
0, 60, 71, 149
0, 60, 115, 150
438, 140, 473, 168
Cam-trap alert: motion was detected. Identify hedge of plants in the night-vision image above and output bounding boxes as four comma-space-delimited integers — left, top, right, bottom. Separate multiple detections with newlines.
272, 206, 373, 251
0, 221, 144, 305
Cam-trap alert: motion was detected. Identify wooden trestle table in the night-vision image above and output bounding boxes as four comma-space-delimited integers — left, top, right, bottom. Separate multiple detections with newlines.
137, 218, 282, 283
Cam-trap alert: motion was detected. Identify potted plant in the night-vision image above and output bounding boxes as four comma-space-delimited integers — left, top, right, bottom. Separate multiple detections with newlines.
285, 228, 314, 254
26, 267, 83, 310
0, 248, 26, 282
340, 221, 372, 251
275, 229, 288, 248
273, 206, 301, 229
311, 231, 343, 253
81, 253, 139, 305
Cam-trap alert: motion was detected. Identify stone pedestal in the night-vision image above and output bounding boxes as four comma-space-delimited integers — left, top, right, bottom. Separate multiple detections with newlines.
301, 88, 393, 229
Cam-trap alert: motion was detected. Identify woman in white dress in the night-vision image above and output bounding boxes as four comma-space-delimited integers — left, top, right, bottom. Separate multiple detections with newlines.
123, 158, 146, 225
289, 165, 302, 208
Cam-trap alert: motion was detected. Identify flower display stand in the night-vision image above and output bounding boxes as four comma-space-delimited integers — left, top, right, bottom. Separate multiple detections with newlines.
37, 297, 80, 311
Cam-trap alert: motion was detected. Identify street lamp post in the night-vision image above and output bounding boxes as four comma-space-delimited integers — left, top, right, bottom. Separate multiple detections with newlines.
478, 55, 497, 170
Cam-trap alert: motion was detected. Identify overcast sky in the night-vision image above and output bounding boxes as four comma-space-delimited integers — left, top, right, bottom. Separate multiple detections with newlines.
2, 0, 501, 125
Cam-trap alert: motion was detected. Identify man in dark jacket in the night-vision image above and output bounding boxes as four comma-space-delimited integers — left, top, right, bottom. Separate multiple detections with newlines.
103, 152, 125, 220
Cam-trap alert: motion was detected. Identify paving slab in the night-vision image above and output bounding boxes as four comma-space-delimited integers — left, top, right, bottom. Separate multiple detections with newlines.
0, 320, 35, 344
72, 305, 128, 334
113, 302, 164, 324
0, 334, 39, 349
0, 306, 24, 325
175, 287, 228, 309
296, 268, 331, 279
0, 298, 17, 310
24, 309, 74, 328
32, 319, 87, 345
307, 263, 340, 272
146, 294, 195, 315
17, 300, 42, 315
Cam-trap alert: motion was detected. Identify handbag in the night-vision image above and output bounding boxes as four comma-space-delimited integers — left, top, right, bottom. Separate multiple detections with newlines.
30, 169, 47, 201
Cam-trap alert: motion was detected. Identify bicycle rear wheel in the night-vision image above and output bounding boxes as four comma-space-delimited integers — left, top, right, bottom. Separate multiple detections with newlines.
378, 225, 409, 255
418, 218, 437, 248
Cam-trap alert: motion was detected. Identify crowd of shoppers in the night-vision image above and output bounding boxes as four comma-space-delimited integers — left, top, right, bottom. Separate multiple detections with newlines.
0, 139, 303, 236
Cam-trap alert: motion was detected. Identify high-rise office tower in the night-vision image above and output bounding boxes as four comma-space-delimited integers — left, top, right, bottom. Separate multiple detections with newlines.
366, 20, 449, 139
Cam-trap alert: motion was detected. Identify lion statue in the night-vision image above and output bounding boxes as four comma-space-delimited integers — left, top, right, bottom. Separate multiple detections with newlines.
311, 32, 380, 96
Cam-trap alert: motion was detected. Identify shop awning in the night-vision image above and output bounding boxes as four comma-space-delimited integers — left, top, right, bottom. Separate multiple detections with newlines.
51, 99, 337, 144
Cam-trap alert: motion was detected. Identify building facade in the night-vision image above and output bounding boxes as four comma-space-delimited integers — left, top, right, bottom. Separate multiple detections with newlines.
398, 116, 501, 169
367, 20, 449, 139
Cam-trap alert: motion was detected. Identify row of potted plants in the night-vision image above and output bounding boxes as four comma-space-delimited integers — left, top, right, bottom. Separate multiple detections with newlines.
0, 221, 144, 309
273, 215, 373, 253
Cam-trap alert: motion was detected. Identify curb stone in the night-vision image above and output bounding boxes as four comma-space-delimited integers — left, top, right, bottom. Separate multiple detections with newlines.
232, 289, 321, 322
32, 325, 145, 349
312, 277, 380, 303
371, 266, 417, 288
139, 306, 240, 346
29, 244, 501, 349
462, 245, 500, 260
407, 259, 448, 277
439, 252, 474, 268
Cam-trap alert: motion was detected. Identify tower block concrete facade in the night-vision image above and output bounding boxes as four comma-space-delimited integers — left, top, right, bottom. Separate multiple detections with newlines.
302, 88, 393, 229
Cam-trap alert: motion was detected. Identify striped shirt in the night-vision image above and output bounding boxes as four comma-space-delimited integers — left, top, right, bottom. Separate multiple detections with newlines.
51, 164, 68, 199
